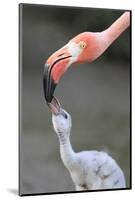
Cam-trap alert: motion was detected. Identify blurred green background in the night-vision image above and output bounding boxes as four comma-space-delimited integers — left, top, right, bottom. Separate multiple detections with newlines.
20, 4, 131, 195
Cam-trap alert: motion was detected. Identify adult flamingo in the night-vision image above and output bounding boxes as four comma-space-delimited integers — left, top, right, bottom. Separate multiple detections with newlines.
44, 11, 130, 102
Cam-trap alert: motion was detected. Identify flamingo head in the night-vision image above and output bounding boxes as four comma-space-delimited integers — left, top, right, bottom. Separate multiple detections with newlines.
48, 96, 72, 136
44, 32, 100, 102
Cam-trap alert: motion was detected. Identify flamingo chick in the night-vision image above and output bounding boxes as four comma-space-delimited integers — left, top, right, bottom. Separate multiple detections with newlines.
48, 97, 126, 191
44, 11, 130, 102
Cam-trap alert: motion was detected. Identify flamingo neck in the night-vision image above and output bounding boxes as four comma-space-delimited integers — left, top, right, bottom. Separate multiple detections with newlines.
101, 12, 130, 48
58, 133, 76, 170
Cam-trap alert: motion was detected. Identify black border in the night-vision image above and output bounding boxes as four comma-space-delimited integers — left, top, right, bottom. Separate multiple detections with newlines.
19, 3, 21, 197
20, 187, 130, 197
19, 3, 132, 196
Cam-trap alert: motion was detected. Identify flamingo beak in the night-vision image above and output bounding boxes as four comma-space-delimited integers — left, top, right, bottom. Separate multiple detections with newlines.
47, 96, 61, 115
43, 47, 72, 103
43, 63, 57, 103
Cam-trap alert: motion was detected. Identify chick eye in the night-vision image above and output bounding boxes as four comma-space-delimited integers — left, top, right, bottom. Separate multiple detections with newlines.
79, 42, 87, 49
64, 113, 68, 119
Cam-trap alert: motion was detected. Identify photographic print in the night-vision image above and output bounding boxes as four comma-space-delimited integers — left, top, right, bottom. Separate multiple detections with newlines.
19, 3, 131, 196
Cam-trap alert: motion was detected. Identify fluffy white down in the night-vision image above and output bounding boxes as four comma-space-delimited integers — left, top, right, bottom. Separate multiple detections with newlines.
52, 109, 126, 190
69, 150, 126, 190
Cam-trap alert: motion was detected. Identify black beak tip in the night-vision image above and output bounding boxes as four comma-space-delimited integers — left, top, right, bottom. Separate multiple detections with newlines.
43, 63, 57, 103
45, 80, 57, 103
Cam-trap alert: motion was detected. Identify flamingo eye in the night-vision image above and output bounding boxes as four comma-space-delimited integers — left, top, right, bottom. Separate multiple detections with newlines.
64, 113, 68, 119
79, 41, 87, 49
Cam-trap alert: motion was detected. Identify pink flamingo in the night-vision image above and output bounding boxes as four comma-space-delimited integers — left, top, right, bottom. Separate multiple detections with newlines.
44, 11, 130, 102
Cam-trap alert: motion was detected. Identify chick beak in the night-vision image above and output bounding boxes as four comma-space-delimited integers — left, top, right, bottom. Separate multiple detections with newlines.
47, 96, 61, 115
